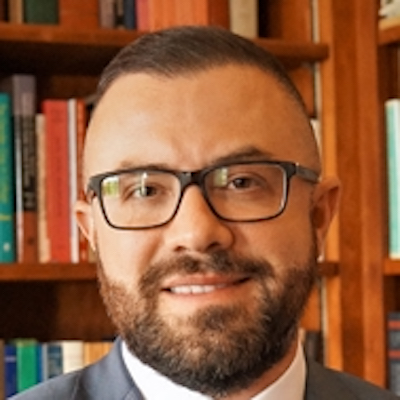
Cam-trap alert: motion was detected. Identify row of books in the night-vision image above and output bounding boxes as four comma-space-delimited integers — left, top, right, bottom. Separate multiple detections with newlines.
0, 74, 91, 263
0, 0, 259, 38
0, 338, 113, 398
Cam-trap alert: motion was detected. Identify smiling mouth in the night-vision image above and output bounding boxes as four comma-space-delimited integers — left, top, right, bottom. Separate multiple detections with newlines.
164, 278, 250, 295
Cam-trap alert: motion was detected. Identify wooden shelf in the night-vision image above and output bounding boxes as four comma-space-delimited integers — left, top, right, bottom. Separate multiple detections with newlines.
0, 263, 96, 281
384, 258, 400, 276
0, 261, 338, 282
0, 23, 329, 75
379, 24, 400, 45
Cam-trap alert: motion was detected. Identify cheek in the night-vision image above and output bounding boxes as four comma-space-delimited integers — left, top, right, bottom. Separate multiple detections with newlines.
93, 208, 161, 283
232, 210, 314, 267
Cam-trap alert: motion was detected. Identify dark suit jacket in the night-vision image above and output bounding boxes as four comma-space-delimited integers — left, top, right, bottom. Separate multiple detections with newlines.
11, 338, 400, 400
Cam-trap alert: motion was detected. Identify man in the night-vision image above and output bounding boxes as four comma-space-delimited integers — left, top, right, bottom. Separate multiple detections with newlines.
12, 26, 398, 399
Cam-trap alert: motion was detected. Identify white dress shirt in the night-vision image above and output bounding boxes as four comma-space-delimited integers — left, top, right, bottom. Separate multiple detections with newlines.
122, 340, 306, 400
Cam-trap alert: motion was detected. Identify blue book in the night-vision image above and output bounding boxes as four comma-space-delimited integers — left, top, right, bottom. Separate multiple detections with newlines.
47, 342, 63, 379
0, 92, 15, 263
124, 0, 136, 29
385, 99, 400, 258
5, 344, 17, 397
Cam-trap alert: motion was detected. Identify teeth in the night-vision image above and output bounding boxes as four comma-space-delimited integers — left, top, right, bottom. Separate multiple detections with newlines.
170, 284, 227, 294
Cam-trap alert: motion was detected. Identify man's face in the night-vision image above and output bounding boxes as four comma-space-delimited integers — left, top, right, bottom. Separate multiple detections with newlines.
77, 64, 338, 397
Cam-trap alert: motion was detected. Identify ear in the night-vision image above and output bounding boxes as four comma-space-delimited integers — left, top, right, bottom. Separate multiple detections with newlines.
310, 176, 341, 258
75, 199, 96, 251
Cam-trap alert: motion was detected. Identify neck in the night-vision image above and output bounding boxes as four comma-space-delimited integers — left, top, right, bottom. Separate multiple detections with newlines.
216, 337, 299, 400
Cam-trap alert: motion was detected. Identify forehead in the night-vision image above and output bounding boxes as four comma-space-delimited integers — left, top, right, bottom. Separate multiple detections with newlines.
85, 64, 314, 178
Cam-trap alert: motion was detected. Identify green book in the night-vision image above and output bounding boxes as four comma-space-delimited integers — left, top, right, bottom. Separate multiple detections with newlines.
24, 0, 59, 24
14, 339, 38, 393
0, 92, 15, 263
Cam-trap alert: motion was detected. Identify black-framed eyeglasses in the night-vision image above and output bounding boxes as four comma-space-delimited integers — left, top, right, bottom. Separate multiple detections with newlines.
86, 160, 319, 230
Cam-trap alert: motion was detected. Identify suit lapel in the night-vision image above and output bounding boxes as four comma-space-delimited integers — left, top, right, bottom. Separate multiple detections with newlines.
304, 360, 358, 400
71, 338, 144, 400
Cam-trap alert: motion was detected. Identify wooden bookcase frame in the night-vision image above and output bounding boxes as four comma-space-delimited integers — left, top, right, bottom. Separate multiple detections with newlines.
0, 0, 394, 389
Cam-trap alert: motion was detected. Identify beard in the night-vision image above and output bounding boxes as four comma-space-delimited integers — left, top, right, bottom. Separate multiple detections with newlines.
97, 242, 318, 398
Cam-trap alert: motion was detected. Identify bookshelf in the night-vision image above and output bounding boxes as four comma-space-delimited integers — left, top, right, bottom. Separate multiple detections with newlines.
0, 0, 393, 391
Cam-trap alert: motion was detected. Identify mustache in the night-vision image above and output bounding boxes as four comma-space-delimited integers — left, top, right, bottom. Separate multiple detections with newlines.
138, 251, 275, 296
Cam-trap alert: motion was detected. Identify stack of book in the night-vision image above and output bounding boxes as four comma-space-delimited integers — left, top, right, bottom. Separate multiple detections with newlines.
0, 0, 259, 38
0, 74, 90, 264
0, 338, 113, 397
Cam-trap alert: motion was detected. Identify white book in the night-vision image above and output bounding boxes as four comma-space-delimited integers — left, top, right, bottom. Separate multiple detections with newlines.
229, 0, 258, 38
60, 341, 84, 374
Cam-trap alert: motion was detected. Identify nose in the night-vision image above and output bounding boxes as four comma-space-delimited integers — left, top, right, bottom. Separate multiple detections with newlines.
164, 186, 234, 254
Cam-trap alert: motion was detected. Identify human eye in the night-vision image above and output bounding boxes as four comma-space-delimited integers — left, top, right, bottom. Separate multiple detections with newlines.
226, 175, 264, 190
121, 175, 166, 202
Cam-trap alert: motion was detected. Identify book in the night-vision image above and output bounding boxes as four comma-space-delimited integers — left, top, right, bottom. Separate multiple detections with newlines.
388, 312, 400, 395
124, 0, 137, 29
99, 0, 116, 28
36, 113, 50, 263
14, 338, 38, 393
4, 343, 17, 398
229, 0, 258, 37
59, 340, 84, 374
42, 99, 71, 263
0, 0, 7, 21
136, 0, 149, 30
59, 0, 98, 28
193, 0, 229, 27
0, 92, 15, 263
46, 342, 63, 379
76, 99, 89, 262
0, 74, 38, 263
8, 0, 23, 23
83, 341, 113, 366
385, 99, 400, 258
0, 339, 4, 399
24, 0, 59, 24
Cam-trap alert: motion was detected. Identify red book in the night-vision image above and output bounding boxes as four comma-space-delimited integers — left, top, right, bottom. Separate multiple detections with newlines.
68, 98, 89, 263
193, 0, 229, 27
59, 0, 99, 29
136, 0, 149, 31
43, 99, 71, 263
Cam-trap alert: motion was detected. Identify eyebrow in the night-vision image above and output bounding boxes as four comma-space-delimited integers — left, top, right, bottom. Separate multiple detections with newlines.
114, 146, 276, 173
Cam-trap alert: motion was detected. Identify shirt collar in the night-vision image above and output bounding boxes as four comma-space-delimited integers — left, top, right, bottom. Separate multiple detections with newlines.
122, 340, 306, 400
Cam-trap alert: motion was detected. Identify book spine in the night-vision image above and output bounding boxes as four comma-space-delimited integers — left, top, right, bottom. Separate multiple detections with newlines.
5, 344, 17, 397
207, 0, 229, 28
60, 340, 84, 374
123, 0, 136, 29
0, 339, 5, 399
59, 0, 98, 28
0, 92, 15, 263
99, 0, 116, 28
385, 99, 400, 258
135, 0, 149, 31
15, 339, 38, 393
47, 342, 63, 379
36, 113, 50, 263
228, 0, 258, 38
43, 99, 71, 263
68, 99, 79, 263
5, 74, 38, 263
8, 0, 23, 23
23, 0, 59, 24
76, 99, 89, 262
